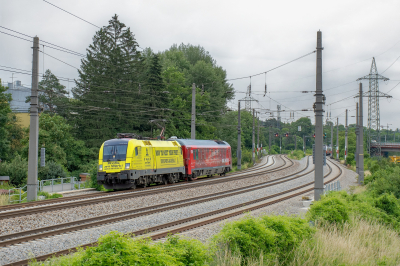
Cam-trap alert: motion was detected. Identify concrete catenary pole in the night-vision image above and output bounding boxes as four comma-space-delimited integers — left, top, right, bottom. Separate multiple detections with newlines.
303, 135, 306, 155
269, 125, 271, 154
314, 30, 325, 201
237, 101, 241, 170
27, 36, 40, 201
252, 109, 255, 164
355, 102, 359, 175
330, 122, 334, 159
191, 83, 196, 139
345, 109, 348, 161
336, 117, 339, 160
257, 115, 260, 159
358, 83, 364, 184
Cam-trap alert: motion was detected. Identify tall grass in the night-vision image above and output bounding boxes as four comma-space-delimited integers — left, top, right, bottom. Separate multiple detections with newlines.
289, 218, 400, 266
0, 194, 9, 206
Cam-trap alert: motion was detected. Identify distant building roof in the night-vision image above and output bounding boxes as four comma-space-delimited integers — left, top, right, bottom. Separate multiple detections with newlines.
0, 176, 9, 181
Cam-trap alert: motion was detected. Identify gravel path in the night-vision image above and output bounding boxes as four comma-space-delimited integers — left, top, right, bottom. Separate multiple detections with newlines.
0, 156, 298, 236
0, 156, 311, 265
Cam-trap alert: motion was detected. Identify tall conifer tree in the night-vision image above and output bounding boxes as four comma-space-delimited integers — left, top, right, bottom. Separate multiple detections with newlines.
72, 15, 142, 147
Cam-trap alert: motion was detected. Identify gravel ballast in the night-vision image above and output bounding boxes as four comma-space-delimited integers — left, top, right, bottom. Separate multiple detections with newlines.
0, 156, 301, 236
0, 156, 314, 265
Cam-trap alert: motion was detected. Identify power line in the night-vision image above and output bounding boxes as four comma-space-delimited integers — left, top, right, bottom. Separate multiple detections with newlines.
42, 0, 144, 50
0, 26, 85, 57
226, 50, 316, 81
382, 55, 400, 74
40, 51, 79, 69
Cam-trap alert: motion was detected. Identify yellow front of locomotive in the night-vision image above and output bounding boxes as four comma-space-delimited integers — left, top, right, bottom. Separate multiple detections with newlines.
97, 138, 137, 190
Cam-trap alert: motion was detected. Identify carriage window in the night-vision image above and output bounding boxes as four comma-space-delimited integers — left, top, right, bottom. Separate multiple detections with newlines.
196, 149, 199, 160
135, 147, 138, 156
193, 149, 195, 160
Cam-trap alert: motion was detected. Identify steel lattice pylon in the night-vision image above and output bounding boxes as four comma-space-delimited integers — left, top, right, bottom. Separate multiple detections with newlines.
240, 84, 258, 112
357, 58, 390, 157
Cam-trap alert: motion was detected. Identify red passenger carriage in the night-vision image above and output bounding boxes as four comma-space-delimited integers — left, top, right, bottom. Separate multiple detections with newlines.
175, 139, 232, 180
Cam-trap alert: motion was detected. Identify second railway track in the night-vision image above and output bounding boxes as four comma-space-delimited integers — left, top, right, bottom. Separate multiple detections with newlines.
0, 155, 295, 219
1, 158, 343, 266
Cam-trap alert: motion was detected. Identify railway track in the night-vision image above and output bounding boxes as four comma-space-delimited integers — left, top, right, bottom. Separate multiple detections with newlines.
0, 156, 312, 247
0, 155, 295, 219
0, 155, 277, 213
2, 158, 342, 266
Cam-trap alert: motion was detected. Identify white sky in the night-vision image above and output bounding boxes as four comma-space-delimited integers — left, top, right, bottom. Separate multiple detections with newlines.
1, 0, 400, 131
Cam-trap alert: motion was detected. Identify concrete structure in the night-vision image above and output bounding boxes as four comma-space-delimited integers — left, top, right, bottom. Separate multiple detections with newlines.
0, 176, 9, 186
5, 81, 31, 128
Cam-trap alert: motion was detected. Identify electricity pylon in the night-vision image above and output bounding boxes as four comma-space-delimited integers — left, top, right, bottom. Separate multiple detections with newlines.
357, 57, 390, 156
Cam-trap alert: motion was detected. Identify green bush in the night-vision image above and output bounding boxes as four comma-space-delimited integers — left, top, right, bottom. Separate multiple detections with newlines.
0, 154, 28, 187
346, 152, 355, 166
38, 161, 67, 180
374, 193, 400, 217
306, 193, 349, 225
38, 191, 63, 199
35, 232, 209, 265
212, 215, 314, 263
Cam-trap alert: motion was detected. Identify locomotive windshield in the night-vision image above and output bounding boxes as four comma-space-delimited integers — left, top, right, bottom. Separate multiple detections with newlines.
103, 144, 128, 161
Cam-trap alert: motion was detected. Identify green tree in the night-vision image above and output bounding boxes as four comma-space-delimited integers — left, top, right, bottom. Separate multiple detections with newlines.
22, 113, 92, 172
72, 14, 143, 147
26, 69, 68, 114
0, 80, 12, 160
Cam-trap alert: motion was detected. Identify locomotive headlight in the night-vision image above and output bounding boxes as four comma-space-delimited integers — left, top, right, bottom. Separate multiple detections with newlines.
98, 164, 103, 171
125, 163, 130, 169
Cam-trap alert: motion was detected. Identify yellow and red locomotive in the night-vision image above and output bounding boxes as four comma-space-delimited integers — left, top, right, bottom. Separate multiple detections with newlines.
97, 134, 232, 190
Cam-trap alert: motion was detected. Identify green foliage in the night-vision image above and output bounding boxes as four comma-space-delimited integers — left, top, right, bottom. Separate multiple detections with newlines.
26, 69, 68, 114
0, 154, 28, 187
22, 113, 92, 173
37, 191, 63, 199
308, 191, 400, 231
212, 215, 314, 263
0, 79, 12, 160
38, 161, 67, 180
287, 150, 305, 160
364, 161, 400, 198
306, 193, 349, 225
37, 232, 209, 265
346, 152, 355, 165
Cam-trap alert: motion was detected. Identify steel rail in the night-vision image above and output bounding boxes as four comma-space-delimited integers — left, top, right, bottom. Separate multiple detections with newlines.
3, 159, 342, 266
0, 155, 276, 212
0, 156, 294, 219
0, 157, 312, 246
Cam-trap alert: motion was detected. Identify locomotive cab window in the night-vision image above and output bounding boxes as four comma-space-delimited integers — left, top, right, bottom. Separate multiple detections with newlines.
103, 144, 128, 161
135, 147, 138, 156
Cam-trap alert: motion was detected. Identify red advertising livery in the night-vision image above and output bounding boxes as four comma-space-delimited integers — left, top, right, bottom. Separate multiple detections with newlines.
175, 139, 232, 180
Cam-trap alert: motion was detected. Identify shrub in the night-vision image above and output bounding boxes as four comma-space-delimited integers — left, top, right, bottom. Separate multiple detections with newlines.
33, 232, 209, 265
374, 193, 400, 217
345, 152, 355, 166
37, 191, 63, 199
0, 154, 28, 187
212, 215, 314, 263
306, 193, 349, 225
38, 161, 67, 180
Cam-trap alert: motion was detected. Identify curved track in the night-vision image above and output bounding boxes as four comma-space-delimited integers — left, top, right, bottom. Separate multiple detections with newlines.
2, 158, 342, 266
0, 155, 295, 219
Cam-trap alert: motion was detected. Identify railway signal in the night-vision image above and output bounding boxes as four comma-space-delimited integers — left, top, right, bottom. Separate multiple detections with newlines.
313, 133, 316, 138
275, 133, 279, 137
284, 133, 289, 137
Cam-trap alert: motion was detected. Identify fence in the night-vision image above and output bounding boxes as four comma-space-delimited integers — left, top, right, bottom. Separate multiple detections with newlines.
39, 177, 86, 193
324, 180, 341, 194
7, 177, 87, 203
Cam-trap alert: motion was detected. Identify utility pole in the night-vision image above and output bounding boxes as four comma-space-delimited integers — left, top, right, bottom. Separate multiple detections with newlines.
27, 36, 40, 201
330, 122, 333, 159
237, 101, 241, 170
257, 115, 260, 159
252, 109, 255, 164
269, 125, 271, 154
358, 83, 364, 184
355, 102, 359, 175
295, 135, 297, 150
345, 109, 348, 161
314, 30, 324, 201
191, 83, 196, 139
303, 135, 305, 155
336, 117, 339, 160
